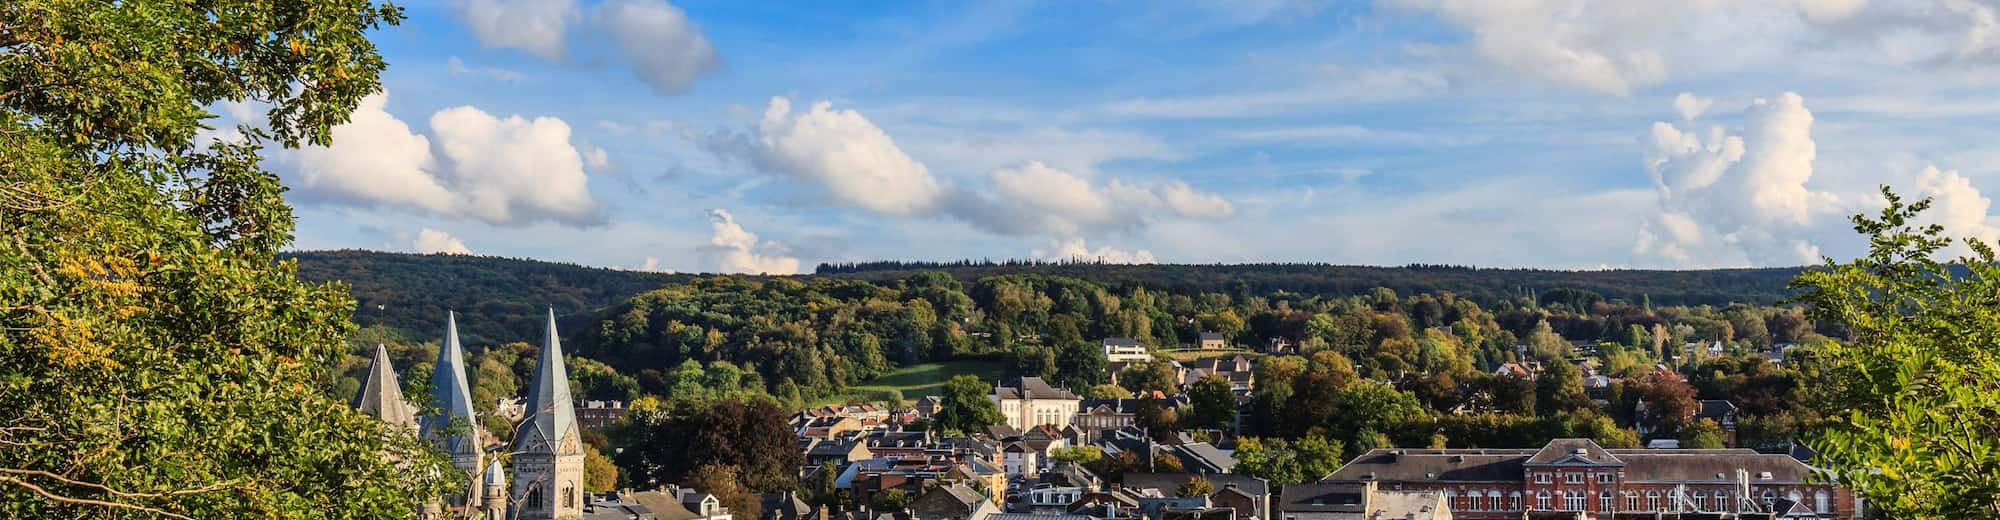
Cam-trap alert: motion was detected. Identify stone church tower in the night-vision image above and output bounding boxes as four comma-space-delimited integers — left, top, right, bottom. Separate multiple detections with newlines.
353, 343, 417, 432
511, 309, 586, 519
421, 311, 487, 513
482, 459, 509, 520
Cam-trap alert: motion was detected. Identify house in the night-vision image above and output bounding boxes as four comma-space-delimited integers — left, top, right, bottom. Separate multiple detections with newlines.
993, 377, 1081, 430
1494, 363, 1537, 380
913, 396, 943, 419
1105, 337, 1152, 363
1002, 442, 1040, 478
1279, 482, 1452, 520
1319, 438, 1860, 519
943, 459, 1008, 505
1021, 484, 1092, 513
1075, 399, 1140, 436
1264, 338, 1296, 354
1634, 399, 1739, 447
1122, 473, 1270, 520
910, 484, 999, 520
761, 491, 821, 520
1199, 332, 1229, 350
577, 400, 629, 430
807, 439, 872, 467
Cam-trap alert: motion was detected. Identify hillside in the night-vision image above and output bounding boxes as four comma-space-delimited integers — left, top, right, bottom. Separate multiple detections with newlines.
289, 250, 1805, 346
285, 250, 691, 346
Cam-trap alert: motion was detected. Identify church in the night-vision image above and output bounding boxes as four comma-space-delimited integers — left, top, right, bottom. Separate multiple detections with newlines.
352, 310, 588, 520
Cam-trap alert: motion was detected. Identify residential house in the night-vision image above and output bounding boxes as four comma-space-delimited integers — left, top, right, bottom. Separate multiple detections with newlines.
577, 400, 629, 430
1105, 337, 1152, 363
911, 484, 999, 520
1279, 482, 1452, 520
1198, 332, 1229, 350
1122, 473, 1270, 520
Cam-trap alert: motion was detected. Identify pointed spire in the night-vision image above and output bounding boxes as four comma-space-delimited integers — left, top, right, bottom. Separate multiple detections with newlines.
515, 308, 580, 455
354, 343, 417, 431
422, 311, 482, 456
484, 458, 507, 488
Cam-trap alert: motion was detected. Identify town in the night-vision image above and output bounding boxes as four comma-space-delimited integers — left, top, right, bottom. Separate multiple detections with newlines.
355, 311, 1859, 520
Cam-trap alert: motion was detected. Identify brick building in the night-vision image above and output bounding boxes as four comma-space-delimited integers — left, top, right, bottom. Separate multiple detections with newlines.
1321, 439, 1860, 519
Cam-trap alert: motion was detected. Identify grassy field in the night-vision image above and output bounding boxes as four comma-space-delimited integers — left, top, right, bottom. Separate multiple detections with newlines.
1157, 348, 1262, 362
810, 360, 1009, 406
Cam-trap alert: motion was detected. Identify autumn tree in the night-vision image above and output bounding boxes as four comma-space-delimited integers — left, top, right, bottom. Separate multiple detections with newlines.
0, 1, 456, 518
615, 398, 802, 494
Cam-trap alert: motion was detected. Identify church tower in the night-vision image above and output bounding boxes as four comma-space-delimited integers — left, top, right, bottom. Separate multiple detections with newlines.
482, 459, 509, 520
511, 309, 586, 519
353, 343, 417, 432
421, 311, 485, 513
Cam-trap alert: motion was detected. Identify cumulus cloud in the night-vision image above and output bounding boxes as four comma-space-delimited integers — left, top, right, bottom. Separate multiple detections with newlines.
598, 0, 721, 95
1635, 92, 1839, 266
450, 0, 578, 60
1384, 0, 1679, 95
1672, 92, 1714, 121
1032, 239, 1158, 264
755, 97, 945, 215
704, 209, 801, 274
289, 93, 601, 226
1911, 165, 2000, 254
412, 228, 474, 255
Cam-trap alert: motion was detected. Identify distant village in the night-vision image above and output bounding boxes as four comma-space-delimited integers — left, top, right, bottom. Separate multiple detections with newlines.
357, 321, 1866, 520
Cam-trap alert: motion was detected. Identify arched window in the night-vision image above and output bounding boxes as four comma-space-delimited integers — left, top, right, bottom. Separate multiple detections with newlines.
1693, 491, 1708, 512
1624, 492, 1639, 511
564, 482, 576, 509
1488, 489, 1502, 511
1510, 491, 1522, 510
1535, 491, 1550, 510
1787, 490, 1803, 505
526, 487, 544, 510
1761, 490, 1777, 507
1815, 490, 1831, 513
1646, 491, 1660, 511
1564, 491, 1585, 511
1715, 491, 1728, 511
1599, 491, 1614, 512
1444, 489, 1457, 510
1466, 490, 1482, 511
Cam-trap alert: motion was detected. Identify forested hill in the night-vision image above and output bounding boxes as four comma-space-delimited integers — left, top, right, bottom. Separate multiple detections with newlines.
289, 250, 1806, 346
284, 250, 691, 346
817, 261, 1808, 307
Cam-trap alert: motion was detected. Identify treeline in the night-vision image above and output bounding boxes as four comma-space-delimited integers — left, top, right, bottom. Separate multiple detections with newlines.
286, 250, 690, 346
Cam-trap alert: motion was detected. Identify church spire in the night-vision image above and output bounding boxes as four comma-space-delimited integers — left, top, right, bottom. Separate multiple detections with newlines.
423, 311, 482, 457
353, 343, 416, 431
515, 308, 579, 456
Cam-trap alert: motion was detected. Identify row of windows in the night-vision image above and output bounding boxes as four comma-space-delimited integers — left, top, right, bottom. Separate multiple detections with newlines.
1530, 472, 1617, 484
1447, 488, 1833, 514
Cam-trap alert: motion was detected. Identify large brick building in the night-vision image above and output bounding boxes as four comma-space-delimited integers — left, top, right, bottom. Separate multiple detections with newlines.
1320, 439, 1860, 519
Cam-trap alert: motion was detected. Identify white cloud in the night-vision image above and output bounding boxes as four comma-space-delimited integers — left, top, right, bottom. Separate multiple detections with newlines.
599, 0, 720, 95
450, 0, 578, 60
446, 56, 527, 82
1672, 92, 1714, 121
1636, 92, 1841, 266
429, 106, 600, 225
704, 209, 802, 274
755, 97, 944, 215
412, 228, 474, 255
1032, 238, 1158, 264
632, 256, 675, 273
289, 93, 600, 226
1385, 0, 1679, 95
1912, 164, 2000, 253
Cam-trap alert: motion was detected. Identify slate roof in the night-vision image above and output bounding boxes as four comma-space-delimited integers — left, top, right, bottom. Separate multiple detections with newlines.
1277, 482, 1367, 513
421, 311, 483, 457
1080, 398, 1141, 414
1121, 473, 1268, 498
515, 309, 582, 456
1525, 438, 1624, 466
1199, 332, 1226, 342
1698, 400, 1739, 421
1323, 448, 1535, 482
1323, 440, 1821, 485
1607, 449, 1816, 483
1103, 337, 1142, 347
353, 343, 417, 430
994, 377, 1079, 400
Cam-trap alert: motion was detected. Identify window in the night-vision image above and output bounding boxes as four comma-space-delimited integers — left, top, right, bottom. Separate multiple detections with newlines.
1788, 490, 1804, 505
1488, 489, 1502, 511
1535, 473, 1551, 484
1693, 491, 1708, 512
1715, 492, 1728, 511
1815, 490, 1831, 513
1762, 490, 1777, 507
1646, 491, 1660, 511
1564, 491, 1586, 511
1510, 491, 1522, 511
1624, 492, 1639, 511
563, 483, 576, 509
1566, 472, 1583, 484
1600, 491, 1614, 512
1535, 492, 1550, 510
1597, 472, 1615, 483
1466, 490, 1482, 511
527, 487, 545, 510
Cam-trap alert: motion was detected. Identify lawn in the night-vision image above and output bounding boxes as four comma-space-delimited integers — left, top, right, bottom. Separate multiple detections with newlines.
810, 359, 1009, 407
1156, 348, 1262, 362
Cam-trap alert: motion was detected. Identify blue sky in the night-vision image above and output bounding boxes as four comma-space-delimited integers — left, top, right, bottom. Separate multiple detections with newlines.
265, 0, 2000, 273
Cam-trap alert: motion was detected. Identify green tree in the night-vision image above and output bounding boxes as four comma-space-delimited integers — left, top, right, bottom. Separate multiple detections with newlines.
1791, 189, 2000, 518
1051, 445, 1103, 465
1679, 419, 1726, 449
1136, 394, 1180, 440
0, 1, 455, 518
1054, 340, 1107, 391
870, 488, 912, 513
1187, 375, 1237, 430
933, 375, 1004, 434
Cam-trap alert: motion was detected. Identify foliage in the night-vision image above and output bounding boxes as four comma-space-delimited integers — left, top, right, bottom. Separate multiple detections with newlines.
0, 0, 459, 518
933, 376, 1004, 434
1176, 476, 1214, 497
1790, 189, 2000, 518
1051, 446, 1104, 465
1679, 419, 1726, 449
688, 464, 761, 520
1232, 435, 1345, 486
1186, 375, 1237, 430
585, 447, 620, 492
614, 398, 801, 494
870, 488, 912, 513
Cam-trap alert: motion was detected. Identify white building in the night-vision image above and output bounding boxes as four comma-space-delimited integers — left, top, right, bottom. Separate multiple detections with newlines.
1103, 337, 1150, 363
993, 377, 1081, 430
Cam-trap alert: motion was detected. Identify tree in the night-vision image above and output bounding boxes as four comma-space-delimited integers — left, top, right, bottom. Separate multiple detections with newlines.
933, 375, 1004, 434
1679, 419, 1726, 449
0, 1, 457, 518
870, 488, 912, 513
1526, 320, 1570, 360
1176, 476, 1214, 497
1085, 384, 1135, 399
1136, 395, 1180, 440
586, 447, 621, 493
1187, 375, 1237, 430
1051, 446, 1103, 466
616, 398, 802, 494
1055, 340, 1107, 391
688, 464, 761, 520
1790, 189, 2000, 518
1630, 369, 1698, 438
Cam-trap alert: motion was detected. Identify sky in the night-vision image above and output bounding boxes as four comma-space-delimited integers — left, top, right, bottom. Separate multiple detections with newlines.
244, 0, 2000, 274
